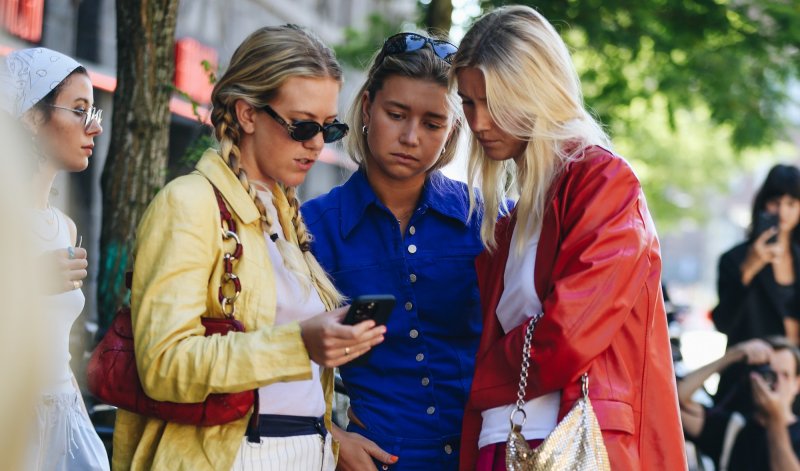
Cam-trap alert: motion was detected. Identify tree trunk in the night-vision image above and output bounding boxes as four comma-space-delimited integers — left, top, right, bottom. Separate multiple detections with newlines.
98, 0, 179, 327
424, 0, 453, 35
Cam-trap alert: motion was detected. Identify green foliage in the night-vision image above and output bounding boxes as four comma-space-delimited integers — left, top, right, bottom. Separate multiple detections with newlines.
170, 61, 217, 172
179, 131, 215, 170
479, 0, 799, 150
334, 14, 403, 69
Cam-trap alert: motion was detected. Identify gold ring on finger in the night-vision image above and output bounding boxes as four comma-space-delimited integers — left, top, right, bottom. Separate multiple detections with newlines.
344, 347, 351, 356
73, 280, 80, 290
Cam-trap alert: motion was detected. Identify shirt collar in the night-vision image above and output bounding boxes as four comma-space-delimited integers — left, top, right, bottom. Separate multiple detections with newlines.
195, 148, 261, 224
338, 169, 470, 238
421, 170, 471, 226
338, 170, 379, 238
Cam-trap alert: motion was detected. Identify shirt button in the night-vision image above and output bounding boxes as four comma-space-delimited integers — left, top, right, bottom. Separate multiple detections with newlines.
409, 329, 419, 339
405, 301, 413, 311
421, 377, 430, 386
409, 273, 417, 283
408, 244, 417, 254
409, 225, 416, 235
427, 406, 435, 415
416, 353, 424, 362
444, 444, 453, 454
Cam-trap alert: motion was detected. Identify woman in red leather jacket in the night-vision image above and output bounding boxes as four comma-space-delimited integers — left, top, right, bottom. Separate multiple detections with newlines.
451, 6, 686, 470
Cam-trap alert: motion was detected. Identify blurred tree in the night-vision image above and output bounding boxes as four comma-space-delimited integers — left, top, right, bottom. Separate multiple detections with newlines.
480, 0, 799, 150
335, 13, 402, 68
98, 0, 179, 327
423, 0, 453, 34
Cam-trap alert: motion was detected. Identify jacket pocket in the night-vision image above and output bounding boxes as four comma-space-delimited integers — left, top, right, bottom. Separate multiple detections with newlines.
584, 399, 634, 434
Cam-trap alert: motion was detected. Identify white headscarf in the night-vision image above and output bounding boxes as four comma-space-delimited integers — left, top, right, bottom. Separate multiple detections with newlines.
2, 47, 82, 119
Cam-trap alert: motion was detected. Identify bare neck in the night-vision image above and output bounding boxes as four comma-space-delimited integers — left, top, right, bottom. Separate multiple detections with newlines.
364, 166, 426, 229
32, 164, 57, 210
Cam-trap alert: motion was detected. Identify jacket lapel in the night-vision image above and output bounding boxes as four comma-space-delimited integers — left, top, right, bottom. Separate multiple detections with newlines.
195, 149, 261, 225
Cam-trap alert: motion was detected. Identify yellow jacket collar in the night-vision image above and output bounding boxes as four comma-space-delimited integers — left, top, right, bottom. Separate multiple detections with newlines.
195, 149, 261, 224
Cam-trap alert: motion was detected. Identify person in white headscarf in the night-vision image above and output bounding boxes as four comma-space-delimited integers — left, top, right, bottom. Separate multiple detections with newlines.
3, 47, 109, 471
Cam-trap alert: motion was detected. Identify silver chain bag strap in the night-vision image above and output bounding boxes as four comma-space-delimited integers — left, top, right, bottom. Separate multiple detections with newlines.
506, 313, 610, 471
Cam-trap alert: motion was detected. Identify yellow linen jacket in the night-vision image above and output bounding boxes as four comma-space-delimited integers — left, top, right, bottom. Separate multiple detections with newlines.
112, 149, 337, 470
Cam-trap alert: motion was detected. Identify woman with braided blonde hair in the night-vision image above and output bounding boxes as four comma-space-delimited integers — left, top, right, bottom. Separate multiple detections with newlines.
112, 25, 385, 471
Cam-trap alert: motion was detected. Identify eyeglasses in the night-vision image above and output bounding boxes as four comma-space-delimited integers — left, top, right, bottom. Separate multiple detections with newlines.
261, 105, 349, 144
376, 32, 458, 65
48, 105, 103, 131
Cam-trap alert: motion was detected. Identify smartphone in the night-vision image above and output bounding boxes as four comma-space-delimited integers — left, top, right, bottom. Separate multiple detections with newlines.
754, 211, 779, 244
342, 295, 396, 326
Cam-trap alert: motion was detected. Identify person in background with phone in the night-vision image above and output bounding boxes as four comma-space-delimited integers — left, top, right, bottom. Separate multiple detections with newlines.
112, 26, 385, 471
712, 164, 800, 412
302, 32, 483, 470
3, 47, 108, 470
678, 336, 800, 471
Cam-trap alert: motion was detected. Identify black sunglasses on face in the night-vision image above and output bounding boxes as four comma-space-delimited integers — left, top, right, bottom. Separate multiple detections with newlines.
261, 105, 349, 143
377, 32, 458, 65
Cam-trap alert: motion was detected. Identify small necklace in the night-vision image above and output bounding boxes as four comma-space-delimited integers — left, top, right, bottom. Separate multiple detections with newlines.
394, 208, 415, 224
32, 205, 60, 241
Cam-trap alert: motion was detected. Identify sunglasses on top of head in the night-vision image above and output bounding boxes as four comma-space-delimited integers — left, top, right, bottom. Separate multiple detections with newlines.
376, 32, 458, 65
260, 105, 349, 144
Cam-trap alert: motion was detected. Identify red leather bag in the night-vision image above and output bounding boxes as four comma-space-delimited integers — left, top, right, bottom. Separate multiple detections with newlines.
86, 186, 257, 426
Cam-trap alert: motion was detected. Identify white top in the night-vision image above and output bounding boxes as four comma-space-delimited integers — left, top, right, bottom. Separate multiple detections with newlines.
478, 221, 560, 448
255, 190, 326, 417
30, 206, 85, 394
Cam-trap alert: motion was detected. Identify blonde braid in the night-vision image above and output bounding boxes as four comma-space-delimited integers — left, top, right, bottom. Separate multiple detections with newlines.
285, 186, 344, 308
214, 111, 278, 240
216, 119, 332, 305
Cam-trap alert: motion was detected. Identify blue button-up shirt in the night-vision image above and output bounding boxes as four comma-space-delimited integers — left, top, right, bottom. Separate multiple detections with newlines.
303, 170, 484, 464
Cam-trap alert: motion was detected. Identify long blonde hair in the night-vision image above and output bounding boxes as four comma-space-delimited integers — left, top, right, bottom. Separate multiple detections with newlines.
452, 6, 610, 251
347, 33, 462, 172
210, 25, 344, 308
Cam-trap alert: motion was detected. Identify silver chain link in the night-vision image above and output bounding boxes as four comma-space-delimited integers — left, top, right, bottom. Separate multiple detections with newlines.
515, 312, 543, 410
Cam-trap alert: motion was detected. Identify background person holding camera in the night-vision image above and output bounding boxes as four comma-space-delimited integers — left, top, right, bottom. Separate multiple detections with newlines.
711, 164, 800, 413
678, 337, 800, 471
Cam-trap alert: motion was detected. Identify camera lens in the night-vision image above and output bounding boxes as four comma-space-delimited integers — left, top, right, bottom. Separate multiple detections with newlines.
749, 364, 778, 389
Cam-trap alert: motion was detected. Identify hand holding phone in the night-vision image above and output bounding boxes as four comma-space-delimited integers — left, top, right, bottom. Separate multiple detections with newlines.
754, 211, 779, 245
342, 295, 396, 326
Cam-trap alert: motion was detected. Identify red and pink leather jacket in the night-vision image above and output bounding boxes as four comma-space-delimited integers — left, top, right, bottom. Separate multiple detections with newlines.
460, 146, 686, 470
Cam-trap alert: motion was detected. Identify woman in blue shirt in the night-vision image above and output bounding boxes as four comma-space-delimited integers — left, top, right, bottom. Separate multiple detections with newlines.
302, 33, 484, 470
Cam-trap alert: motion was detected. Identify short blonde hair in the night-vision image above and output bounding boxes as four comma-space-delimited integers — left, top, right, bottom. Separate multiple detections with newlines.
210, 25, 344, 308
452, 6, 609, 251
347, 33, 462, 172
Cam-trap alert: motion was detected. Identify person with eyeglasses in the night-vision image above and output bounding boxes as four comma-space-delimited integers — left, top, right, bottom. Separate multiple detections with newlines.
2, 47, 108, 470
302, 32, 484, 470
112, 25, 385, 471
450, 6, 686, 471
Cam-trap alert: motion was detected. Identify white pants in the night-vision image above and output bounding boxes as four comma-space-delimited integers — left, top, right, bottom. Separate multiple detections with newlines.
25, 389, 110, 471
231, 432, 335, 471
